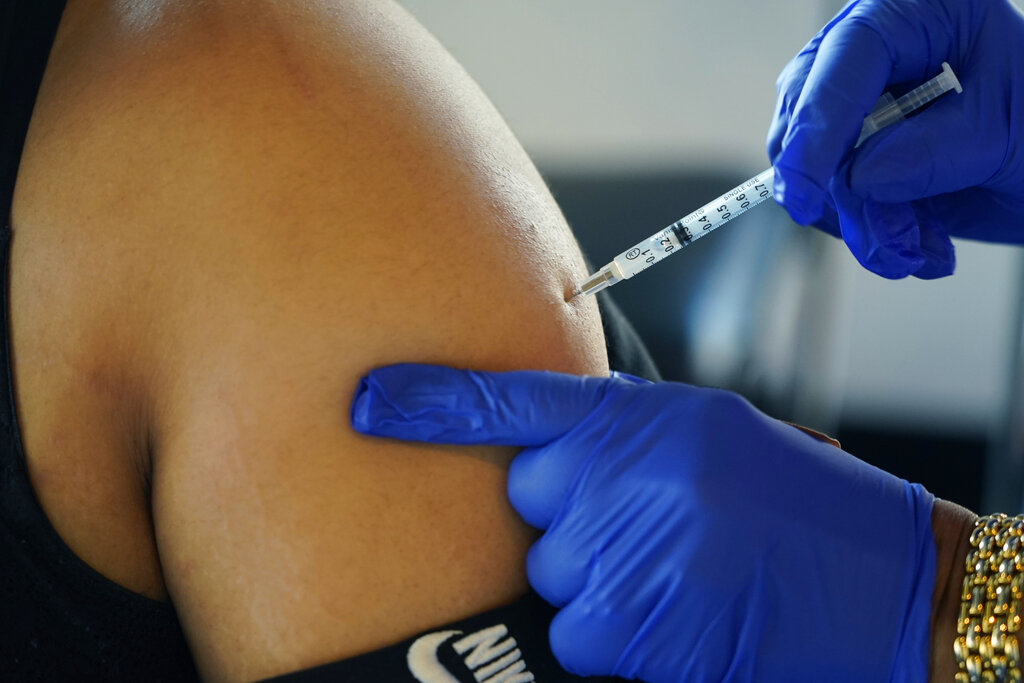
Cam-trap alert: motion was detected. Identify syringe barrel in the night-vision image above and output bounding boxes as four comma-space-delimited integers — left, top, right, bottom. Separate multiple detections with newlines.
609, 168, 775, 281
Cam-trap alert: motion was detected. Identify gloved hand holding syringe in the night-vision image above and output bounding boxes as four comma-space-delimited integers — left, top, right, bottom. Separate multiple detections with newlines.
569, 61, 962, 300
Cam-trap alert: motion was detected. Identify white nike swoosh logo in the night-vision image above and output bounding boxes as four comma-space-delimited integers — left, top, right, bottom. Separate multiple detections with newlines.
407, 630, 463, 683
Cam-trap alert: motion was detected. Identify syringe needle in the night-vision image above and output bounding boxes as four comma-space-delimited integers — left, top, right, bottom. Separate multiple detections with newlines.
569, 265, 621, 301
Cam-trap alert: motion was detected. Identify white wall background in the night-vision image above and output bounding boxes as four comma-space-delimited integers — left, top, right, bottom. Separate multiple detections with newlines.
400, 0, 826, 172
400, 0, 1024, 437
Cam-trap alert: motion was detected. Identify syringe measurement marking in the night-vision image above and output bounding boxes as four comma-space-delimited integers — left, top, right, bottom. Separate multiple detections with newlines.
612, 171, 774, 281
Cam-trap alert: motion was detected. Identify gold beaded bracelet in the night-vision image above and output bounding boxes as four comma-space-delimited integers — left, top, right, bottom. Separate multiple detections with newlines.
956, 514, 1024, 683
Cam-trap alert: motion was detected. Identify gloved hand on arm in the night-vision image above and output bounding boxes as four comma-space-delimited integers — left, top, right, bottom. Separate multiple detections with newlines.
768, 0, 1024, 279
351, 364, 939, 682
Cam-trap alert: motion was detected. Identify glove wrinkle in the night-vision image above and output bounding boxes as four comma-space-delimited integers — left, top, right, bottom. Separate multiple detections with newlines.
680, 587, 758, 682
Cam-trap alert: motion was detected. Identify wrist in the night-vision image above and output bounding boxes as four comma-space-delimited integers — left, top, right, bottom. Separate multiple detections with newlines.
929, 499, 979, 682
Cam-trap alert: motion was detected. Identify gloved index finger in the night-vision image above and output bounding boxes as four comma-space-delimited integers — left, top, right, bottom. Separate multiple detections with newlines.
350, 363, 613, 447
773, 19, 892, 224
767, 0, 863, 164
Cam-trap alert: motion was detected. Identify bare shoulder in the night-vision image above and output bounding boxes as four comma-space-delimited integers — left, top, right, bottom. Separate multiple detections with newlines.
16, 1, 607, 680
21, 0, 604, 369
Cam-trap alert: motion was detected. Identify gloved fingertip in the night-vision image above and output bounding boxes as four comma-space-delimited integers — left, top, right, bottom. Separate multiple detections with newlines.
859, 245, 925, 280
910, 219, 956, 280
813, 194, 843, 239
349, 373, 431, 438
526, 536, 588, 608
349, 376, 375, 433
348, 368, 485, 443
911, 257, 955, 280
772, 165, 825, 225
549, 608, 607, 677
550, 598, 640, 677
836, 196, 929, 279
507, 451, 560, 530
875, 203, 928, 273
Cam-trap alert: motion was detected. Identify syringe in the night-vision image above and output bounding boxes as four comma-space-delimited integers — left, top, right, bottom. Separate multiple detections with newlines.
569, 62, 963, 300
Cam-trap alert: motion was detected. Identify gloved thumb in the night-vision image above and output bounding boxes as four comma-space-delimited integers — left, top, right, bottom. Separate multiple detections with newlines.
848, 96, 999, 203
350, 363, 616, 446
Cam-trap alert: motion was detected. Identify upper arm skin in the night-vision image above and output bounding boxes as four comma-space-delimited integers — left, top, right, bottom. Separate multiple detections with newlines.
29, 1, 607, 680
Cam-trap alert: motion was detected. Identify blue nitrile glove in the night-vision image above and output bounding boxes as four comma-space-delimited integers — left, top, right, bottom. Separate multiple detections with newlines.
768, 0, 1024, 279
351, 364, 936, 683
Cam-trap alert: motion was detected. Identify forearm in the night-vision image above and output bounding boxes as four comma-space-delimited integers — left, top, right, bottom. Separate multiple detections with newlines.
930, 499, 979, 681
